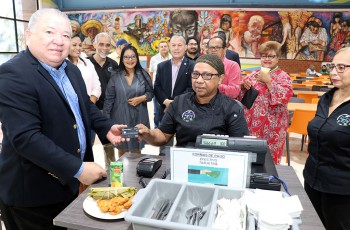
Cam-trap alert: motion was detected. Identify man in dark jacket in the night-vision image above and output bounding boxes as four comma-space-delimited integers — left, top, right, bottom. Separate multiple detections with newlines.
0, 9, 126, 230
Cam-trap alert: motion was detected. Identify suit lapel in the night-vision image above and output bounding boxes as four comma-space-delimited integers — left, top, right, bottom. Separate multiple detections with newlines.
36, 63, 69, 105
174, 57, 190, 88
165, 60, 173, 95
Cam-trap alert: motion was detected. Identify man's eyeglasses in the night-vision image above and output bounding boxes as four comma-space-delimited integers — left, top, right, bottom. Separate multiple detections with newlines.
123, 55, 136, 60
261, 55, 277, 60
208, 46, 224, 51
328, 63, 350, 73
191, 71, 219, 80
188, 43, 198, 47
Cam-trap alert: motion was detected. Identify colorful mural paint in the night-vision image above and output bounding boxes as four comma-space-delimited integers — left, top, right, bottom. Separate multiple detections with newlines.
67, 10, 350, 61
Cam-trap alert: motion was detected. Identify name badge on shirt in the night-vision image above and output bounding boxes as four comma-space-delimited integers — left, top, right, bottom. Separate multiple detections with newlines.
182, 110, 195, 122
337, 114, 350, 126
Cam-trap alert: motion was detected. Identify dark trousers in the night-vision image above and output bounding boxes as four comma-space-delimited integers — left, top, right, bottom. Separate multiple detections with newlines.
0, 199, 68, 230
304, 182, 350, 230
153, 98, 160, 129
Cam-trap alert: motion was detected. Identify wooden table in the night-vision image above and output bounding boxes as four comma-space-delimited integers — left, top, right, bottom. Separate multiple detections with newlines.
54, 153, 325, 230
288, 103, 317, 111
293, 90, 325, 96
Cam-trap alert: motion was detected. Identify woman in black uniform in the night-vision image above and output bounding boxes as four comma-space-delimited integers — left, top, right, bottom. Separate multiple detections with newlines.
303, 47, 350, 230
136, 54, 249, 147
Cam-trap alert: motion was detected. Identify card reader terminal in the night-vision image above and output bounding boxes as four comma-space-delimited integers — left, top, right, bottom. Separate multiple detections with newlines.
195, 134, 268, 165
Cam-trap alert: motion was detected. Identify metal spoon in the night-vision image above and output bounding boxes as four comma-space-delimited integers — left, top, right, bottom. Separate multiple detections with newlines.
185, 207, 194, 224
196, 210, 206, 226
185, 207, 202, 224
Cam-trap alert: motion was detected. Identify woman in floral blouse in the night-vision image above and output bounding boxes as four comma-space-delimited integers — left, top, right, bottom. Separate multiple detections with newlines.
239, 41, 293, 164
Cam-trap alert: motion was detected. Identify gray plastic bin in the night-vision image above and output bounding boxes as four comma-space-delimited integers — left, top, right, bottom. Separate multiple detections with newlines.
125, 179, 247, 230
125, 179, 300, 230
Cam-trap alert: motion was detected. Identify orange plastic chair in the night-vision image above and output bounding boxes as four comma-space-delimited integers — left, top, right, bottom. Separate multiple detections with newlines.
311, 98, 319, 104
292, 84, 308, 88
285, 109, 316, 165
297, 93, 319, 103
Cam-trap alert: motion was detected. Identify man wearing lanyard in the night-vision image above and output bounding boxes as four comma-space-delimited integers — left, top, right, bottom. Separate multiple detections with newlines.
0, 9, 126, 230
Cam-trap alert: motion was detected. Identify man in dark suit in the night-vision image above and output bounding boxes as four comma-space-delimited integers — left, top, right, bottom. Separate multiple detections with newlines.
212, 30, 241, 68
154, 35, 195, 123
0, 9, 126, 230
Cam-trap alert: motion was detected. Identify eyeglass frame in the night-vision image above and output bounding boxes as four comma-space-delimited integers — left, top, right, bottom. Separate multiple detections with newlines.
188, 43, 198, 47
207, 46, 224, 51
123, 55, 137, 60
191, 71, 220, 80
260, 55, 277, 60
327, 63, 350, 73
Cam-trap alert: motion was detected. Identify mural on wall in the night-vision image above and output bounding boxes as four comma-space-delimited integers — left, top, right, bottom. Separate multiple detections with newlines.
67, 10, 350, 61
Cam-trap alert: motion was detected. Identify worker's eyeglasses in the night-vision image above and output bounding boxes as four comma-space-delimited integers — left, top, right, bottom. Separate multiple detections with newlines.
208, 46, 224, 51
261, 55, 277, 60
328, 63, 350, 73
191, 71, 219, 80
123, 55, 136, 60
188, 43, 198, 47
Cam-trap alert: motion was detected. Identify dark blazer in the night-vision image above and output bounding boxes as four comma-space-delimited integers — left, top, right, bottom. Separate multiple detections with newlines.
0, 49, 114, 207
154, 57, 195, 110
226, 49, 241, 68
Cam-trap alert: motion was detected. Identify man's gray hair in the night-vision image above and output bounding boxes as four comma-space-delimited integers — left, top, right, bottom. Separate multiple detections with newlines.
28, 8, 71, 35
94, 32, 111, 43
170, 35, 186, 44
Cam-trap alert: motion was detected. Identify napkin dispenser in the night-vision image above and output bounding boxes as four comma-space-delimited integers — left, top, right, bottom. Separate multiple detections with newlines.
137, 158, 162, 178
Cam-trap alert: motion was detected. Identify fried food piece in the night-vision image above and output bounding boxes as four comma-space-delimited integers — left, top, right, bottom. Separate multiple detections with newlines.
109, 205, 123, 215
96, 199, 111, 213
96, 197, 131, 215
123, 196, 134, 210
111, 196, 129, 205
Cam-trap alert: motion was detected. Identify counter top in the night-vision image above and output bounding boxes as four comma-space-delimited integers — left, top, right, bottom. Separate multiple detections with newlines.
54, 153, 325, 230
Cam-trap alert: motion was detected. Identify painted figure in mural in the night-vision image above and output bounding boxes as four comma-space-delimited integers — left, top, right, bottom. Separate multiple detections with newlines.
289, 11, 312, 59
278, 12, 293, 59
169, 10, 198, 41
200, 25, 211, 55
71, 20, 81, 37
330, 13, 342, 37
101, 14, 111, 33
220, 14, 234, 49
242, 15, 265, 58
239, 41, 293, 164
81, 19, 104, 56
109, 16, 124, 47
297, 17, 328, 61
327, 19, 350, 61
201, 38, 210, 55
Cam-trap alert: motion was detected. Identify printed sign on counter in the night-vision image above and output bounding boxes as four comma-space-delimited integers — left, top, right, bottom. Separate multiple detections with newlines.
170, 147, 251, 189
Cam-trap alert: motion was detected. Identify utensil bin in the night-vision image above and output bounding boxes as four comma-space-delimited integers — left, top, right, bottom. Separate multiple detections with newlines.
125, 179, 246, 230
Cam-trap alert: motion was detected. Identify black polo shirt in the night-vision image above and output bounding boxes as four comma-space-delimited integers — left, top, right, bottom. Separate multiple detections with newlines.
89, 56, 118, 110
159, 91, 249, 146
304, 88, 350, 195
185, 53, 200, 61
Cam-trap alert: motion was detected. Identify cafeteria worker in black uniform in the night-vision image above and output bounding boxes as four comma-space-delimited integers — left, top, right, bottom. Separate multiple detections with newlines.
303, 47, 350, 230
136, 54, 249, 147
